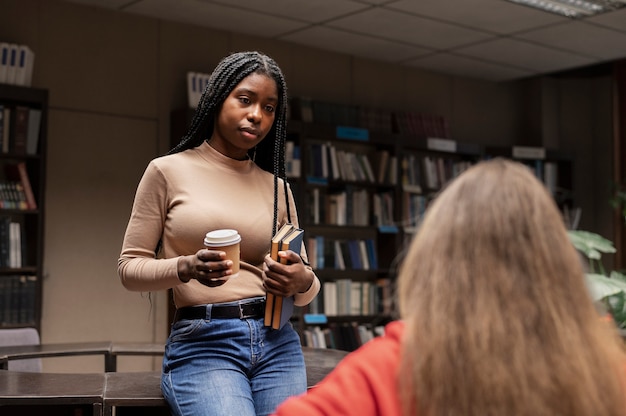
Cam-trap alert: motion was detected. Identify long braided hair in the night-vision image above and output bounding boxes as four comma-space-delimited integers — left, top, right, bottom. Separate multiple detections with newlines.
170, 51, 291, 236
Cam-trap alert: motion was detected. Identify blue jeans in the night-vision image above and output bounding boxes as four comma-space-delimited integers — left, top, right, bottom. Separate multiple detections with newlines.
161, 299, 307, 416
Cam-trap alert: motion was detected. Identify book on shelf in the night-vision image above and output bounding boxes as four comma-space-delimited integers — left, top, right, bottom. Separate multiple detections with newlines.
1, 105, 10, 153
9, 221, 21, 268
0, 217, 24, 269
26, 108, 41, 155
0, 104, 4, 154
14, 45, 34, 87
0, 43, 9, 83
0, 216, 9, 267
264, 223, 304, 330
12, 106, 29, 154
4, 43, 18, 85
4, 162, 36, 210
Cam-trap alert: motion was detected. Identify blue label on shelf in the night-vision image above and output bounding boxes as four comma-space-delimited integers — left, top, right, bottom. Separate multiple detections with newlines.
378, 225, 399, 233
336, 126, 369, 141
306, 176, 329, 185
304, 314, 328, 324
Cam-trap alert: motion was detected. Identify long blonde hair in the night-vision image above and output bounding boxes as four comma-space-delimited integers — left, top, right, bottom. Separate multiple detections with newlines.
398, 158, 625, 416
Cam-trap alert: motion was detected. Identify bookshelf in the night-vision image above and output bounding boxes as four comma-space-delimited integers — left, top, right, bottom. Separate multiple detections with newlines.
0, 84, 47, 334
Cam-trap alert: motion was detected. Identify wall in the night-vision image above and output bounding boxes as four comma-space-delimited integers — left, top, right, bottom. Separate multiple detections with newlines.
0, 0, 610, 372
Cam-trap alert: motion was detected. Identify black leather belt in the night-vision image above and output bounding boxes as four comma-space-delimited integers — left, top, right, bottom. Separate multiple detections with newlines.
174, 300, 265, 322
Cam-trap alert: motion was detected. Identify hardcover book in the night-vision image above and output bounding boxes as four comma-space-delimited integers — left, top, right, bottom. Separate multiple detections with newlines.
264, 223, 304, 330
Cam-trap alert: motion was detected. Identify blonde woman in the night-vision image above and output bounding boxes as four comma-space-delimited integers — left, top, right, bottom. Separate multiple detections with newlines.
273, 158, 626, 416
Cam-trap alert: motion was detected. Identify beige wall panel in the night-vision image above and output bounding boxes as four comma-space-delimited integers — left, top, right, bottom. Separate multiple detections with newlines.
404, 69, 454, 117
42, 109, 166, 372
37, 0, 159, 118
350, 58, 406, 110
288, 48, 352, 103
558, 77, 613, 238
157, 21, 231, 152
450, 78, 523, 145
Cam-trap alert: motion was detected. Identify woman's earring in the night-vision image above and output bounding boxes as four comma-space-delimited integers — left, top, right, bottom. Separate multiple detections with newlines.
252, 146, 257, 161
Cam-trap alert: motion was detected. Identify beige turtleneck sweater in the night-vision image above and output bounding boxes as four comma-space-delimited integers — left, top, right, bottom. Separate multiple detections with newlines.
118, 141, 320, 308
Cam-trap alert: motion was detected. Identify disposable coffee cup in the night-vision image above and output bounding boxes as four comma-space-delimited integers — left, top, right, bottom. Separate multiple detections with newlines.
204, 229, 241, 277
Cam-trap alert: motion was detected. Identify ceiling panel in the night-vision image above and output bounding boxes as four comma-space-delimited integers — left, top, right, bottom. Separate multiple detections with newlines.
516, 21, 626, 61
586, 8, 626, 32
206, 0, 370, 23
387, 0, 568, 34
125, 0, 308, 37
457, 38, 597, 73
280, 26, 431, 63
326, 7, 492, 50
406, 52, 535, 81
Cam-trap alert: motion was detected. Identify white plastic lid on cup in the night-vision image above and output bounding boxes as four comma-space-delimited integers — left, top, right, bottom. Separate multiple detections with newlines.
204, 229, 241, 247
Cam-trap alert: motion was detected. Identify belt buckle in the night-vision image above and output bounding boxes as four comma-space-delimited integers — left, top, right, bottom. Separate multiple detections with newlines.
238, 303, 246, 319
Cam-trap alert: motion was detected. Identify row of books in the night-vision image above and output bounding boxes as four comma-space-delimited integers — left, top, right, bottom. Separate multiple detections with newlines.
306, 236, 378, 271
306, 277, 396, 316
321, 279, 393, 317
2, 162, 37, 210
422, 156, 474, 190
307, 187, 371, 227
307, 142, 396, 185
0, 104, 42, 156
0, 43, 34, 87
289, 97, 450, 138
301, 323, 387, 351
0, 275, 36, 325
0, 216, 25, 268
393, 111, 450, 139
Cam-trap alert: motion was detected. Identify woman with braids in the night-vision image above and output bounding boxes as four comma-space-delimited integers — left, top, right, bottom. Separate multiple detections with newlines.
118, 51, 320, 416
273, 158, 626, 416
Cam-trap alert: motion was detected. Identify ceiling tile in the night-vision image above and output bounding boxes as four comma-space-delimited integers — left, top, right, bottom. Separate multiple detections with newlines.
586, 8, 626, 33
207, 0, 370, 23
387, 0, 568, 34
280, 26, 431, 62
516, 21, 626, 61
407, 52, 534, 81
325, 7, 492, 50
457, 38, 596, 73
124, 0, 307, 37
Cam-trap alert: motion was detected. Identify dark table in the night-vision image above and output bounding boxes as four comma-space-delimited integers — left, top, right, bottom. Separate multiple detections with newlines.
0, 343, 349, 415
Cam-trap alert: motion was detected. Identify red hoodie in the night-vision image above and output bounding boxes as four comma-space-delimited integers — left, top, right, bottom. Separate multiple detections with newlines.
273, 321, 404, 416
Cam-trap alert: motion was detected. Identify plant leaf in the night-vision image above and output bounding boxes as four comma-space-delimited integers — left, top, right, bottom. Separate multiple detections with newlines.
568, 230, 616, 260
585, 273, 626, 301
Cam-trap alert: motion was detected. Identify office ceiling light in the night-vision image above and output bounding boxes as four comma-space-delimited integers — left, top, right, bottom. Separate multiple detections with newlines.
505, 0, 626, 18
